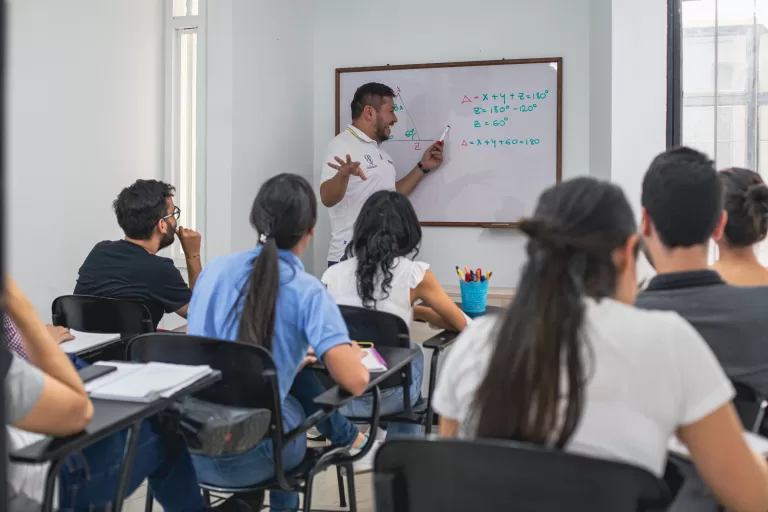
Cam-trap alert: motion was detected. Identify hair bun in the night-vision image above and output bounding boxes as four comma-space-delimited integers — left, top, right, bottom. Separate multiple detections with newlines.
746, 183, 768, 205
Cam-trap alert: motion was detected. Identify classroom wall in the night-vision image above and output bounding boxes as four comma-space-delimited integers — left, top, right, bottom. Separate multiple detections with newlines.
7, 0, 164, 317
206, 0, 316, 272
312, 0, 593, 287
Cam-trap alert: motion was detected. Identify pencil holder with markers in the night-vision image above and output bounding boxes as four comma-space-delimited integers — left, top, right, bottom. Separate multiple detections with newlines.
459, 279, 489, 318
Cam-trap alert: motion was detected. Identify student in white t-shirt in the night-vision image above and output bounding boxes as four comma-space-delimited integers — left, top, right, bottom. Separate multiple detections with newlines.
323, 190, 467, 439
433, 177, 768, 512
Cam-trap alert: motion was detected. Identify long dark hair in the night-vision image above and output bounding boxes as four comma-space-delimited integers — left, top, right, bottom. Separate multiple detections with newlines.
344, 190, 421, 309
719, 167, 768, 247
473, 177, 637, 447
231, 173, 317, 349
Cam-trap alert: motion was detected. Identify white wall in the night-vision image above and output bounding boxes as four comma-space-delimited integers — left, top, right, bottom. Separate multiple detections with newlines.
610, 0, 668, 216
312, 0, 593, 287
7, 0, 164, 316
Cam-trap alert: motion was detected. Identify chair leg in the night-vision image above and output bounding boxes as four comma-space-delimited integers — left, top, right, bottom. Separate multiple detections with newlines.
336, 465, 347, 508
303, 471, 317, 512
144, 491, 153, 512
202, 489, 211, 506
346, 463, 358, 512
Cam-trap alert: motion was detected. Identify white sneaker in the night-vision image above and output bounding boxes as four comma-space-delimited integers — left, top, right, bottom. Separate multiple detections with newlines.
374, 426, 387, 442
352, 439, 382, 474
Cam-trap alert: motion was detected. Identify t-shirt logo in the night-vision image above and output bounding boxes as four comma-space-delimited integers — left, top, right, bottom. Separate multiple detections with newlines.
364, 155, 377, 170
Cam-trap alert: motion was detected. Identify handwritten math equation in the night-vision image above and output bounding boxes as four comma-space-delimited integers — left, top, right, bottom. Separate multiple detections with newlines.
382, 86, 549, 150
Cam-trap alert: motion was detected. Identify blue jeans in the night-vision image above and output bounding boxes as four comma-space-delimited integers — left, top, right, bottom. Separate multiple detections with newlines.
192, 371, 359, 512
58, 421, 206, 511
341, 344, 425, 439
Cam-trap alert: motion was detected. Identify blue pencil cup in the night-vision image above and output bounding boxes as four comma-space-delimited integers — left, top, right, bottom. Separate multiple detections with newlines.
460, 280, 489, 318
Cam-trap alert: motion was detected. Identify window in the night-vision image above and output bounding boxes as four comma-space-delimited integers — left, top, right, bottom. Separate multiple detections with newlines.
165, 0, 205, 265
671, 0, 768, 263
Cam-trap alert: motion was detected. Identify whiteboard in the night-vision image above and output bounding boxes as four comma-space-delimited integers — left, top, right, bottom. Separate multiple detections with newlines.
336, 59, 562, 226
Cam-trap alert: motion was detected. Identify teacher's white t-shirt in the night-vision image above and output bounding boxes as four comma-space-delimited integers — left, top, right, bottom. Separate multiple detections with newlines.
432, 297, 734, 476
320, 126, 397, 263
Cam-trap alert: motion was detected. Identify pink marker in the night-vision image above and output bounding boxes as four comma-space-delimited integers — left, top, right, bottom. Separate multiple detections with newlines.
436, 125, 450, 146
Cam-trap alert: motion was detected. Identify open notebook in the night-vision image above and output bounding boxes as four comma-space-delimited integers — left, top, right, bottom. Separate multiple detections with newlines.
85, 361, 214, 402
59, 330, 121, 354
669, 431, 768, 459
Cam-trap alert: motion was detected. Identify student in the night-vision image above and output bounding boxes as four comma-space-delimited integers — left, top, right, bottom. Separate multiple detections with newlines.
187, 173, 372, 512
636, 149, 768, 397
3, 276, 243, 511
711, 167, 768, 285
322, 190, 467, 439
433, 177, 768, 512
75, 179, 201, 328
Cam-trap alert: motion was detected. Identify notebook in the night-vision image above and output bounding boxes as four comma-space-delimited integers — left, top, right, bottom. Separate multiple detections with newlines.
59, 330, 121, 354
85, 361, 214, 402
668, 431, 768, 458
361, 348, 387, 372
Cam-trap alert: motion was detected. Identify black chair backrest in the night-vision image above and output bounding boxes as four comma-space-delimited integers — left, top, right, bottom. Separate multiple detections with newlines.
338, 305, 411, 392
127, 333, 280, 412
374, 439, 670, 512
51, 295, 154, 336
732, 381, 766, 432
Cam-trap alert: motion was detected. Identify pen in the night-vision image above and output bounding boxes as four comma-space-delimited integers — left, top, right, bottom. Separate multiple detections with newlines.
456, 266, 464, 280
436, 125, 450, 147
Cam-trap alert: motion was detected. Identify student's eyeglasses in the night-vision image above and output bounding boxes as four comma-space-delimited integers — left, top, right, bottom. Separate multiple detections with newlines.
160, 206, 181, 222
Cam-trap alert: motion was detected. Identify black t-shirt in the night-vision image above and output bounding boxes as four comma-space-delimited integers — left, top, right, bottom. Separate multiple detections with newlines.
74, 240, 191, 328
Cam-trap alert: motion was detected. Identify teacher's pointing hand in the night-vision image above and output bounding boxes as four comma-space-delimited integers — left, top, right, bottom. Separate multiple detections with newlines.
420, 143, 444, 171
328, 154, 367, 181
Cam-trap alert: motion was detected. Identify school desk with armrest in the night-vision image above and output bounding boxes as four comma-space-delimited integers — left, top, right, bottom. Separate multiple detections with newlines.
10, 370, 221, 512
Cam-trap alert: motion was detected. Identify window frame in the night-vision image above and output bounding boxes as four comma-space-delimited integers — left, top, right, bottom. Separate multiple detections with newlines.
164, 0, 207, 267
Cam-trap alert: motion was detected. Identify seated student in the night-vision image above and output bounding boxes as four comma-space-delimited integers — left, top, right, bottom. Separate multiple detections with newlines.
3, 276, 243, 511
636, 149, 768, 397
187, 173, 372, 512
3, 313, 73, 359
75, 179, 201, 328
711, 167, 768, 286
433, 177, 768, 512
322, 190, 467, 439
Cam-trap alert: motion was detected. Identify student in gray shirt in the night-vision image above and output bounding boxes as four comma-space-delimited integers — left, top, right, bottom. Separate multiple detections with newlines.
635, 147, 768, 512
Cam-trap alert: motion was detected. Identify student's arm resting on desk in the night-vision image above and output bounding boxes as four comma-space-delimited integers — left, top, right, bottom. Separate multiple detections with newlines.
303, 286, 369, 396
671, 315, 768, 512
4, 276, 93, 435
412, 270, 467, 332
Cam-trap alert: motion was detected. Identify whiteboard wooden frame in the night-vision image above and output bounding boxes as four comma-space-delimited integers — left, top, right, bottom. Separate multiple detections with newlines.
335, 57, 563, 228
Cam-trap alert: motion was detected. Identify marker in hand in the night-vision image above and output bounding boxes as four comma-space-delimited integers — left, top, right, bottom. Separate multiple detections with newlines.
436, 125, 450, 147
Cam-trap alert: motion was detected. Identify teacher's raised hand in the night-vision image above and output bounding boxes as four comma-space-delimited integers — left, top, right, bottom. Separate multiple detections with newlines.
328, 154, 367, 181
420, 143, 444, 171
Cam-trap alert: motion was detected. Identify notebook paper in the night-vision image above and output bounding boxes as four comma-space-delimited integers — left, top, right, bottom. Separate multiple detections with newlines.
85, 361, 213, 402
60, 330, 121, 354
361, 348, 387, 372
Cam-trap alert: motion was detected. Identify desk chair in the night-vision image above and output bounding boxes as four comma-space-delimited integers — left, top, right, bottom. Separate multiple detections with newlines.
733, 381, 767, 433
129, 333, 380, 512
374, 438, 670, 512
339, 305, 446, 434
52, 295, 153, 360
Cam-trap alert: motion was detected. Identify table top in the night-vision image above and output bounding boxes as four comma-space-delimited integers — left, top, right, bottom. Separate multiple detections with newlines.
313, 346, 420, 409
11, 371, 221, 463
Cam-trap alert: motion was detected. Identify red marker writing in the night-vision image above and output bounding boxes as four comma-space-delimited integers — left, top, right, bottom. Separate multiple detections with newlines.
436, 125, 450, 147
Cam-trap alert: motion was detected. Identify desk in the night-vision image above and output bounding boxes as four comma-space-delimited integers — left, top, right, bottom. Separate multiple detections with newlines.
313, 346, 420, 410
11, 371, 221, 512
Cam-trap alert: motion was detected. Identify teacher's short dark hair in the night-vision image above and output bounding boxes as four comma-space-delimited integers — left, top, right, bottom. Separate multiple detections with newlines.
641, 146, 722, 248
351, 83, 395, 119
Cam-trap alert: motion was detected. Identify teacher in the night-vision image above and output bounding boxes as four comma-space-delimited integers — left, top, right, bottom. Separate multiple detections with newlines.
320, 82, 444, 267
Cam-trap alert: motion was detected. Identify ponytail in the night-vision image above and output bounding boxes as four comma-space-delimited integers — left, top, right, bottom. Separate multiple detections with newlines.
473, 219, 588, 447
236, 235, 279, 350
228, 174, 317, 348
470, 178, 635, 448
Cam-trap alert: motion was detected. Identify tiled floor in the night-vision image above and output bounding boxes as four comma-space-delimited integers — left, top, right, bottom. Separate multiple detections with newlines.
123, 469, 376, 512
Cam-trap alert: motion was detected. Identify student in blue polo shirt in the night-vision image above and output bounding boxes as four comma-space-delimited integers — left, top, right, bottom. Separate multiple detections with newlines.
187, 174, 371, 512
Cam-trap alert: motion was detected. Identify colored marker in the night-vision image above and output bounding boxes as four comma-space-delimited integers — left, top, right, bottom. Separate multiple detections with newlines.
456, 266, 464, 280
477, 268, 482, 282
487, 271, 493, 281
464, 265, 470, 276
436, 125, 450, 146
